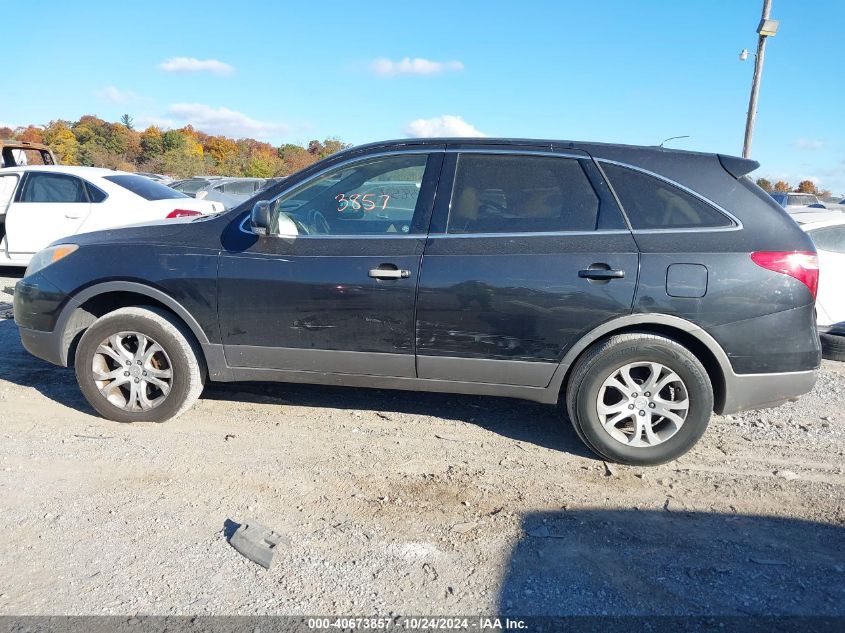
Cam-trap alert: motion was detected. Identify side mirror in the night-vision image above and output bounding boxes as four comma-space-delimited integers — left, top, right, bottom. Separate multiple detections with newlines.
250, 200, 279, 236
250, 200, 299, 238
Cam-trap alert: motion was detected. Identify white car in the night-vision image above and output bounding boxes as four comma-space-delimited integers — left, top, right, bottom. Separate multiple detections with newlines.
789, 209, 845, 327
0, 166, 222, 267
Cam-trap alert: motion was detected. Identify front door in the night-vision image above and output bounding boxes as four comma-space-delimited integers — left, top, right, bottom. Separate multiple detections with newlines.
218, 150, 443, 377
416, 150, 639, 387
5, 171, 91, 256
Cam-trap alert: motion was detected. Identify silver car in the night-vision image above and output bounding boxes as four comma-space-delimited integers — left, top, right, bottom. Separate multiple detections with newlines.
195, 177, 279, 209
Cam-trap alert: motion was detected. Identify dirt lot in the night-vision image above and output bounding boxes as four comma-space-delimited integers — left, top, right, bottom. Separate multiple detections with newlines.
0, 268, 843, 617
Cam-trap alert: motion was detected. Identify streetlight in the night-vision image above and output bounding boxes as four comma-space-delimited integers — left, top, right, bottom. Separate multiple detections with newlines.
739, 0, 779, 158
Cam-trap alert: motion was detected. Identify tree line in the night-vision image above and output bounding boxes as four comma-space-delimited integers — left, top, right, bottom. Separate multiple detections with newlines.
755, 177, 835, 198
0, 114, 350, 179
3, 117, 837, 196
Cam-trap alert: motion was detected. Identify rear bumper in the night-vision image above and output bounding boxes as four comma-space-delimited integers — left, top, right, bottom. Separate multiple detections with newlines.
720, 368, 817, 415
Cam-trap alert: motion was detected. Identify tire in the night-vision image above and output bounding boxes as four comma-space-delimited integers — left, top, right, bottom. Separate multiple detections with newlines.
564, 333, 713, 466
74, 306, 204, 423
820, 331, 845, 362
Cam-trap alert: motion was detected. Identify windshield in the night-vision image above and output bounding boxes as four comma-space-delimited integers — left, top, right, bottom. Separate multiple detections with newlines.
104, 175, 190, 200
787, 194, 817, 206
171, 179, 211, 195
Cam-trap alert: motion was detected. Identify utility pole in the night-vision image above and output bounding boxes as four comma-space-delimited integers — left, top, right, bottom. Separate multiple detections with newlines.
742, 0, 778, 158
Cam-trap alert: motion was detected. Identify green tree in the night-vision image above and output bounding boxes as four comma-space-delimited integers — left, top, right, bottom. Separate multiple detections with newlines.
139, 126, 164, 164
162, 130, 187, 152
120, 114, 134, 130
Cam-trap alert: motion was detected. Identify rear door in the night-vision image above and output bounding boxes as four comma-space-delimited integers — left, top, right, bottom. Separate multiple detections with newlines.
5, 171, 91, 255
415, 148, 639, 387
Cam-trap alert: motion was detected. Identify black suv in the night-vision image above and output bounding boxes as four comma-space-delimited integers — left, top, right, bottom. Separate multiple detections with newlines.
14, 138, 821, 465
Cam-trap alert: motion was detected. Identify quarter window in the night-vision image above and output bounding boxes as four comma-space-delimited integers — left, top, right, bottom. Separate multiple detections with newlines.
602, 162, 733, 230
270, 154, 429, 235
447, 154, 600, 234
85, 181, 107, 203
809, 226, 845, 254
20, 173, 88, 203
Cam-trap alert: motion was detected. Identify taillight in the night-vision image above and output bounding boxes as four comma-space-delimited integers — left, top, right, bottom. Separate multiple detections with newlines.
751, 251, 819, 299
166, 209, 202, 219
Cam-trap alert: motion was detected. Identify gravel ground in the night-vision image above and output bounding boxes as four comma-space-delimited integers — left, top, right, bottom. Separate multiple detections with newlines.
0, 268, 843, 616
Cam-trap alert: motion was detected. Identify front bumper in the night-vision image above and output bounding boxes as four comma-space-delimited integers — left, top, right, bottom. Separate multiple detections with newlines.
18, 325, 65, 366
720, 368, 817, 415
14, 272, 70, 367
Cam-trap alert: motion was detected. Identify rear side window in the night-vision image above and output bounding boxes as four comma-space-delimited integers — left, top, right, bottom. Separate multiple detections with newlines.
447, 154, 600, 234
104, 175, 189, 201
20, 173, 87, 203
602, 162, 733, 230
809, 226, 845, 254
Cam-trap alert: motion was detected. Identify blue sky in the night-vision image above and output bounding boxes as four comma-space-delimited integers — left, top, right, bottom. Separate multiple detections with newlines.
4, 0, 844, 192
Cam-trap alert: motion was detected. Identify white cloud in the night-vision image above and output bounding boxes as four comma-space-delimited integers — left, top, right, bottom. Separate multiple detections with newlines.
793, 138, 824, 150
158, 57, 235, 75
403, 115, 485, 138
97, 85, 139, 104
371, 57, 464, 77
165, 103, 286, 138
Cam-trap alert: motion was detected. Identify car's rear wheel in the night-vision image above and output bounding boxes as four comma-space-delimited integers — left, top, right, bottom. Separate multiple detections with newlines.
75, 307, 204, 423
564, 333, 713, 465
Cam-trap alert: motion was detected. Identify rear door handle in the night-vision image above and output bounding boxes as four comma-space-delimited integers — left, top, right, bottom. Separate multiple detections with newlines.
368, 266, 410, 280
578, 268, 625, 280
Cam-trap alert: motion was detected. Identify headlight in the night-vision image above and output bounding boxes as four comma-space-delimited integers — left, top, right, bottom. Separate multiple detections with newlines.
25, 244, 79, 277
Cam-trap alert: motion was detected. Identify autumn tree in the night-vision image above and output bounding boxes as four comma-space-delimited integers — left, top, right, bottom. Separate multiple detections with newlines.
42, 121, 79, 164
795, 180, 818, 194
755, 178, 773, 192
16, 125, 44, 143
774, 181, 790, 193
205, 136, 238, 166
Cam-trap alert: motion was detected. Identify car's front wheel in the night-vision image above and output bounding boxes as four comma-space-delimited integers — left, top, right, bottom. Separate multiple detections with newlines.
564, 333, 713, 465
74, 306, 204, 423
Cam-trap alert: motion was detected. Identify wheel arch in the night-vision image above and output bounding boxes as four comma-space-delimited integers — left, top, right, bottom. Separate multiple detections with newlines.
57, 281, 210, 368
550, 314, 731, 414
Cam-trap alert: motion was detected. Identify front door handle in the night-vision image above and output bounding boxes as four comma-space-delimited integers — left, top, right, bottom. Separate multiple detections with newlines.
578, 268, 625, 280
369, 265, 411, 280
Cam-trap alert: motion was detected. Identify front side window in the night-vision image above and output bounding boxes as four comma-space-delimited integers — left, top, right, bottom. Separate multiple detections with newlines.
270, 153, 428, 235
602, 162, 733, 230
20, 173, 87, 203
104, 175, 189, 201
0, 174, 20, 210
447, 154, 600, 234
809, 226, 845, 254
